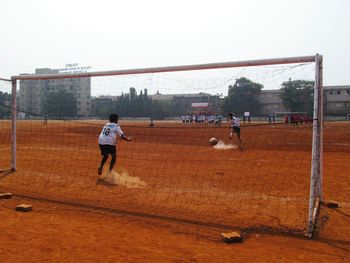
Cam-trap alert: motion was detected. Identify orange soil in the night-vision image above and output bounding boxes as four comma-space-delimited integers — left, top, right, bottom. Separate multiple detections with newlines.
0, 121, 349, 262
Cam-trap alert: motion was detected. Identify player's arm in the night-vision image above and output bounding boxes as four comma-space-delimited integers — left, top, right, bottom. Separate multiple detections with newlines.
116, 126, 132, 142
121, 134, 132, 141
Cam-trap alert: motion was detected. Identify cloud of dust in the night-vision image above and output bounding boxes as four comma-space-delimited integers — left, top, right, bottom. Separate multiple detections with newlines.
101, 171, 147, 188
213, 140, 237, 150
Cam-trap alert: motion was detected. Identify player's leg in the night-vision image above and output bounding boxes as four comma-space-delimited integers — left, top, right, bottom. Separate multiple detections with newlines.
235, 127, 243, 150
98, 154, 108, 175
98, 145, 109, 175
107, 145, 117, 172
109, 152, 116, 172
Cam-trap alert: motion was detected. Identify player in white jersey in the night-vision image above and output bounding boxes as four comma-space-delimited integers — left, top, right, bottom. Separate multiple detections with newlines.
98, 113, 132, 175
228, 112, 242, 150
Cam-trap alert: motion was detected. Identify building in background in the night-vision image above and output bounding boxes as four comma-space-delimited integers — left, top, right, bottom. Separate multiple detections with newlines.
18, 68, 350, 119
324, 85, 350, 116
150, 91, 222, 115
19, 68, 91, 116
258, 90, 287, 115
259, 86, 350, 117
149, 87, 350, 118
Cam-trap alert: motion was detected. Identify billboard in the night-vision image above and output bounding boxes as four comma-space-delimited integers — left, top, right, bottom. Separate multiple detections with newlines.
191, 102, 209, 108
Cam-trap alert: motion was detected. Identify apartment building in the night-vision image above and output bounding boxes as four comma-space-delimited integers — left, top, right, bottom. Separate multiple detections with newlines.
19, 68, 91, 116
324, 85, 350, 115
259, 86, 350, 116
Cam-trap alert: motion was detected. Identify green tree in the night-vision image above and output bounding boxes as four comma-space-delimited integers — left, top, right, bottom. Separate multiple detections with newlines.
129, 87, 137, 100
110, 88, 178, 119
151, 100, 172, 119
280, 79, 314, 114
0, 91, 11, 118
43, 90, 77, 117
223, 77, 263, 115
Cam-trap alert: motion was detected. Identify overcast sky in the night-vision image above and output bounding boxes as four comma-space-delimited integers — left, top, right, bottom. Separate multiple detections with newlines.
1, 0, 349, 94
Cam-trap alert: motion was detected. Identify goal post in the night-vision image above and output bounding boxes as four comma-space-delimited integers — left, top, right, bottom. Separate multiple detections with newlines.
11, 79, 17, 172
307, 53, 323, 237
5, 55, 323, 237
11, 56, 317, 81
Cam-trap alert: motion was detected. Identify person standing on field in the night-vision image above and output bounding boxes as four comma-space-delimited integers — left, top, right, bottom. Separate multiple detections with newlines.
98, 113, 132, 175
228, 112, 243, 150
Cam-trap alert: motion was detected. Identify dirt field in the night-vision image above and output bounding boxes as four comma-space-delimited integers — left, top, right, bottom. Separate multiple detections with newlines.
0, 120, 349, 262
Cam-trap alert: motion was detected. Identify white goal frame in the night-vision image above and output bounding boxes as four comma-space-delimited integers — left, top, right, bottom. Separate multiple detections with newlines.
10, 54, 323, 237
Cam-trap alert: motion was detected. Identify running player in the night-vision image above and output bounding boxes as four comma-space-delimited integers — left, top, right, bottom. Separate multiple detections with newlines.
228, 112, 242, 150
98, 113, 132, 175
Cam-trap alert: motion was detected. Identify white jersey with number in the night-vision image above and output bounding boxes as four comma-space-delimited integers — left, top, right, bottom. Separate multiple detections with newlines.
98, 122, 124, 145
230, 117, 240, 127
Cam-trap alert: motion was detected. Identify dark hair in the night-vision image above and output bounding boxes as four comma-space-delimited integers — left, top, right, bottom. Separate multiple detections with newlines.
228, 112, 233, 117
109, 113, 119, 122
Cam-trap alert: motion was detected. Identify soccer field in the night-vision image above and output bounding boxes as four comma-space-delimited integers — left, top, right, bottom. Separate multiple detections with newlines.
0, 121, 350, 261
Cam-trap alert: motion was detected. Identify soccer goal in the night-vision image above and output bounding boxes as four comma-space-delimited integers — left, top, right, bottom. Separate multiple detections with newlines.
1, 55, 323, 237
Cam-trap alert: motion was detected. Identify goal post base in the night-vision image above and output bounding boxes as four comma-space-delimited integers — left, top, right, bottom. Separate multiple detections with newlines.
221, 231, 242, 243
321, 200, 339, 208
306, 197, 321, 239
0, 193, 13, 199
16, 204, 33, 212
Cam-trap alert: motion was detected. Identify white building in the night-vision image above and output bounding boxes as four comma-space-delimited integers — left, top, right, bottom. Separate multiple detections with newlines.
19, 68, 91, 116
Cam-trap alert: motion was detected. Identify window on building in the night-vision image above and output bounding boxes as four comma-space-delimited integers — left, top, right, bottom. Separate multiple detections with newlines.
346, 89, 350, 95
336, 103, 344, 108
337, 90, 341, 95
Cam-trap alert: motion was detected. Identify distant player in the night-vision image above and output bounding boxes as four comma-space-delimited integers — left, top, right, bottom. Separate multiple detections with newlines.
228, 112, 242, 150
284, 115, 289, 126
149, 118, 155, 127
98, 113, 132, 175
43, 115, 48, 125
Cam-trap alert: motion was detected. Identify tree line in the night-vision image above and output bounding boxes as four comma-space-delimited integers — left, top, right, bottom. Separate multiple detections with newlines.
37, 78, 316, 118
0, 78, 315, 119
0, 91, 11, 118
223, 77, 314, 116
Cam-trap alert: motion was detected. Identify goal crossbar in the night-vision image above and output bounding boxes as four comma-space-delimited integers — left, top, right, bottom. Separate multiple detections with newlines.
12, 55, 316, 81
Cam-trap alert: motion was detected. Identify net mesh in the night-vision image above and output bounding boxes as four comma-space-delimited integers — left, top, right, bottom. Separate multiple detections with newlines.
0, 63, 318, 235
0, 79, 11, 171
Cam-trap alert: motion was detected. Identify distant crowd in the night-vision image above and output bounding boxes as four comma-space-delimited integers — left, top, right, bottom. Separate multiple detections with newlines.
180, 113, 313, 127
284, 114, 312, 126
181, 114, 223, 126
267, 114, 312, 126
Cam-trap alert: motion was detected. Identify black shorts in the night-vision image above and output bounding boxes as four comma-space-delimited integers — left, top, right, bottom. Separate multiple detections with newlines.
232, 126, 240, 135
99, 144, 116, 156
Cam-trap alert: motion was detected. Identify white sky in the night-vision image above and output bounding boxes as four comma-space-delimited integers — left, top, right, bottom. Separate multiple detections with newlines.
1, 0, 349, 95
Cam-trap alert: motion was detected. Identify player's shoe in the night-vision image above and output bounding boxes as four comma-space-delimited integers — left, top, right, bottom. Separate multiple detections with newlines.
98, 166, 103, 175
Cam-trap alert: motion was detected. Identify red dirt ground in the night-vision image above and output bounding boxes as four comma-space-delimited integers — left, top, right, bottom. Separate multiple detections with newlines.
0, 121, 349, 262
0, 196, 349, 262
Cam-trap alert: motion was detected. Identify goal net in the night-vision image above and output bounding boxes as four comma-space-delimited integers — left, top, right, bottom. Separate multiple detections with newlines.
0, 56, 323, 236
